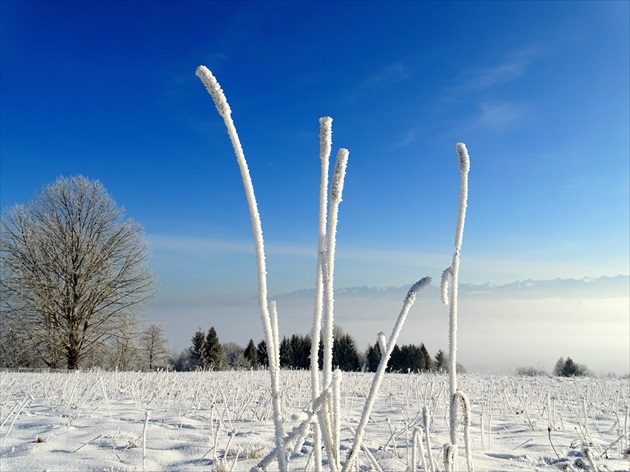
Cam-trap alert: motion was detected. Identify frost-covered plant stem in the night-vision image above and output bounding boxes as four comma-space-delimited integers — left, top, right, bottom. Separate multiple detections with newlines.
347, 427, 384, 472
269, 300, 281, 375
142, 410, 149, 472
453, 391, 474, 472
255, 389, 330, 471
342, 278, 431, 472
318, 147, 349, 470
322, 149, 349, 391
196, 65, 286, 471
310, 116, 333, 471
423, 406, 437, 472
2, 395, 30, 445
625, 405, 629, 451
413, 426, 429, 472
332, 369, 342, 469
441, 143, 471, 467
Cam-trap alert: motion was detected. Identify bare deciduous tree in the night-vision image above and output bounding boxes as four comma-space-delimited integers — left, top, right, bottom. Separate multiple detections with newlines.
0, 176, 156, 369
140, 323, 170, 370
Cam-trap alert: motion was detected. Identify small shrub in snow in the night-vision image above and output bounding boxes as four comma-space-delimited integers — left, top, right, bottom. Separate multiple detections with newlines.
554, 357, 590, 377
517, 366, 548, 377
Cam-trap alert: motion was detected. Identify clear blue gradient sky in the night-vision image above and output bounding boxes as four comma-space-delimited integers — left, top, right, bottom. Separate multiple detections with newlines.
1, 2, 628, 366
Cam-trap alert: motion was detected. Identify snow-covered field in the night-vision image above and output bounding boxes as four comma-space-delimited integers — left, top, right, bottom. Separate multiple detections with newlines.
1, 370, 628, 471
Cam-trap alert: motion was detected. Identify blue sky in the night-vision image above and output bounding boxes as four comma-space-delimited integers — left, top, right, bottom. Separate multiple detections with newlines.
1, 1, 628, 366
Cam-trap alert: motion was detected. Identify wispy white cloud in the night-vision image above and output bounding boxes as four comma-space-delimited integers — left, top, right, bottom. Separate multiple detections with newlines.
148, 233, 317, 258
149, 234, 254, 255
476, 101, 523, 129
348, 61, 409, 101
455, 46, 543, 94
442, 46, 544, 105
393, 130, 417, 147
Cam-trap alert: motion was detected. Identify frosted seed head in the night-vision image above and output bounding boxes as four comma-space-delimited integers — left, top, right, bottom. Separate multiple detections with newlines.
330, 148, 349, 202
319, 116, 333, 127
319, 117, 333, 161
406, 276, 432, 304
196, 66, 232, 118
456, 143, 470, 174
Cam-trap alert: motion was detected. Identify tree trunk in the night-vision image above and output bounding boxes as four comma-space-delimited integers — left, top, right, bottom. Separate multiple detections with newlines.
67, 330, 81, 370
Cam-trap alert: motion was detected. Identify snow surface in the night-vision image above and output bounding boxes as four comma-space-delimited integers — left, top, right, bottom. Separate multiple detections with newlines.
1, 370, 628, 471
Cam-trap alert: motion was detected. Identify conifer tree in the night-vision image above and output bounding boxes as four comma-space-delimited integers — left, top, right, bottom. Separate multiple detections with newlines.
420, 343, 433, 371
203, 327, 224, 370
365, 342, 381, 373
257, 339, 269, 368
290, 334, 311, 369
333, 334, 360, 371
555, 356, 588, 377
190, 328, 205, 370
388, 344, 403, 372
279, 336, 293, 368
434, 349, 447, 373
401, 344, 423, 373
553, 357, 566, 376
244, 338, 259, 369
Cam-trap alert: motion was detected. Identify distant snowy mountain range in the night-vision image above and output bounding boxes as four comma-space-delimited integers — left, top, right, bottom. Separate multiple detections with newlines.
277, 275, 629, 300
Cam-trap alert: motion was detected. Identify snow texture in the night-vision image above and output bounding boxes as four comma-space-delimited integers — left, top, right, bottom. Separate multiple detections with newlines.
1, 371, 628, 471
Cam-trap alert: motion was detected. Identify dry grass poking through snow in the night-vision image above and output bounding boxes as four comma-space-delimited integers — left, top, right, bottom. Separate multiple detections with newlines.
1, 370, 629, 471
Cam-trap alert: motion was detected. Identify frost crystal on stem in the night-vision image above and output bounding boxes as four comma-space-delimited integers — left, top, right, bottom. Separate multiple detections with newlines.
195, 66, 231, 118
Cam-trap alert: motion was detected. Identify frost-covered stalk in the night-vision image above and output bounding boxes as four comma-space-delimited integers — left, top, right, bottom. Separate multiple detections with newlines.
342, 277, 431, 472
316, 390, 338, 471
322, 149, 349, 391
583, 446, 598, 471
453, 391, 474, 472
441, 143, 471, 460
310, 116, 333, 471
625, 405, 629, 450
196, 65, 286, 470
480, 412, 486, 450
332, 369, 342, 469
413, 427, 429, 472
256, 391, 329, 470
347, 427, 384, 472
444, 444, 456, 472
2, 395, 30, 445
423, 406, 437, 472
546, 393, 552, 430
269, 300, 281, 374
142, 411, 150, 472
318, 148, 348, 469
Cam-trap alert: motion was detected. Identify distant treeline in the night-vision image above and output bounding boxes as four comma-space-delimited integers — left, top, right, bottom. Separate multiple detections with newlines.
173, 325, 460, 373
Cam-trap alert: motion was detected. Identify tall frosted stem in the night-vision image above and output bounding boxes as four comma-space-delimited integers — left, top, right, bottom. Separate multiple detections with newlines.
311, 117, 332, 392
321, 149, 349, 392
442, 142, 470, 463
195, 65, 286, 470
310, 117, 332, 470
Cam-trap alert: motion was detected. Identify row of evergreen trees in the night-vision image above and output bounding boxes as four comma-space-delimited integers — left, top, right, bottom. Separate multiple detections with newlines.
182, 326, 455, 373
